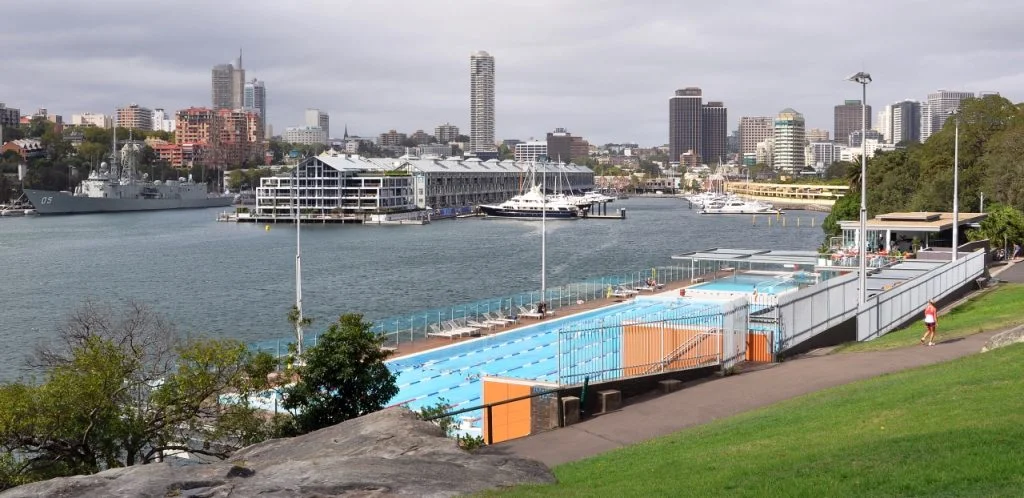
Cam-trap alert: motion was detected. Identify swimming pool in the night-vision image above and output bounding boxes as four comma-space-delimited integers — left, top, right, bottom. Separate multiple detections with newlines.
689, 272, 800, 295
385, 296, 724, 432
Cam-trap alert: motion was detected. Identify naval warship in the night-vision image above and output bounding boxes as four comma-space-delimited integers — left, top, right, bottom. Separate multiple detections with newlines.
23, 128, 233, 215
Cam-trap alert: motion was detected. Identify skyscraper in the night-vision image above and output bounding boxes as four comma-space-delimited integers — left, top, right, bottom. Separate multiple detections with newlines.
211, 51, 245, 110
773, 108, 806, 173
701, 101, 728, 165
669, 87, 703, 163
921, 90, 974, 141
244, 78, 266, 137
469, 51, 496, 153
305, 109, 329, 138
739, 116, 775, 160
875, 105, 892, 143
890, 100, 922, 144
834, 100, 871, 146
231, 51, 245, 110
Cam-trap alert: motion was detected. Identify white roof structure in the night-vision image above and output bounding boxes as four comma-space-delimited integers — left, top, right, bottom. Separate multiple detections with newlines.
309, 151, 594, 176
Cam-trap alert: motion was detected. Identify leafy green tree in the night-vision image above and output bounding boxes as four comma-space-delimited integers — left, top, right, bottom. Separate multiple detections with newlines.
967, 203, 1024, 249
0, 301, 279, 488
281, 313, 397, 434
821, 191, 859, 242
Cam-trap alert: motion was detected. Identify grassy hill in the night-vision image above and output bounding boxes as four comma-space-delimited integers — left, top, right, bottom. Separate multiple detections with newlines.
488, 343, 1024, 497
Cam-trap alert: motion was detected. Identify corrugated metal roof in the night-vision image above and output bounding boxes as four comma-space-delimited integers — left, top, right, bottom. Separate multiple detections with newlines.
310, 152, 594, 175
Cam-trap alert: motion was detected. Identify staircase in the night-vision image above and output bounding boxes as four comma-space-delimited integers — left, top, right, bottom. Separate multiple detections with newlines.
644, 330, 717, 375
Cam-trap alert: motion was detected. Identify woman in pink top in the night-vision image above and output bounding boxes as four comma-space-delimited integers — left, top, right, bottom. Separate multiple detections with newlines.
920, 300, 938, 346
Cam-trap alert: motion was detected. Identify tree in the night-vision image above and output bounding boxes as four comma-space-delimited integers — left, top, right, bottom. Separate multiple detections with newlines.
281, 313, 397, 434
0, 301, 278, 488
821, 191, 859, 243
286, 305, 312, 355
823, 161, 852, 181
967, 203, 1024, 250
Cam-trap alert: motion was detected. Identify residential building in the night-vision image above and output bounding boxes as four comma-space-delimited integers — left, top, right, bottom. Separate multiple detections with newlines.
890, 100, 921, 144
0, 103, 19, 127
212, 63, 235, 110
806, 128, 830, 143
921, 90, 974, 141
807, 141, 842, 170
435, 123, 460, 143
410, 130, 432, 145
514, 141, 547, 162
772, 108, 806, 172
834, 100, 871, 146
378, 130, 407, 147
547, 128, 590, 162
152, 109, 167, 131
305, 109, 329, 138
874, 105, 892, 142
1, 138, 44, 160
469, 51, 496, 153
285, 126, 328, 145
739, 116, 774, 161
701, 101, 727, 165
243, 78, 267, 136
570, 136, 590, 161
174, 107, 264, 167
755, 140, 773, 166
839, 139, 895, 162
70, 112, 112, 128
116, 104, 154, 130
255, 153, 594, 219
669, 87, 703, 163
849, 129, 885, 148
415, 144, 453, 157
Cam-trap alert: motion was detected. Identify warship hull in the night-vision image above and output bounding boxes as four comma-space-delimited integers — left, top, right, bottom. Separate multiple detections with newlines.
23, 189, 234, 215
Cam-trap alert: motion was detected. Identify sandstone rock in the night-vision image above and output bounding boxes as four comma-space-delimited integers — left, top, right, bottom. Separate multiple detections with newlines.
981, 325, 1024, 353
0, 407, 554, 498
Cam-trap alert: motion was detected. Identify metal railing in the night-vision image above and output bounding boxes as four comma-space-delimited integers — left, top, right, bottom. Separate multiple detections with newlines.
857, 250, 986, 341
422, 386, 563, 446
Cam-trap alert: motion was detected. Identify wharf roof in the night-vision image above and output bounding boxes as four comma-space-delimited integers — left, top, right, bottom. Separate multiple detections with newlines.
671, 248, 820, 266
309, 152, 593, 175
838, 212, 987, 233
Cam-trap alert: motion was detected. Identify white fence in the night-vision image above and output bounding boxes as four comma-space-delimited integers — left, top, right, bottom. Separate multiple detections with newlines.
857, 250, 986, 341
720, 297, 750, 370
774, 272, 860, 354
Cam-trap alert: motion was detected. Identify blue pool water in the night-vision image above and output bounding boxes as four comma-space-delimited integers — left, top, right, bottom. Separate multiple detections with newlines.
691, 273, 799, 294
386, 296, 723, 428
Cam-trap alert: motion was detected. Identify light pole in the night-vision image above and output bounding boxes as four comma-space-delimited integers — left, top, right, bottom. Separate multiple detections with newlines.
951, 112, 960, 262
847, 71, 872, 304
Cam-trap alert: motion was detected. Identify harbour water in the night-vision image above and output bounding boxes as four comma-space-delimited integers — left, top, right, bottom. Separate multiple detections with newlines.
0, 198, 826, 380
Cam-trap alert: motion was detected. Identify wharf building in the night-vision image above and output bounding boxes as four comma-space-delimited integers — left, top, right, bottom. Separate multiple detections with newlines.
254, 152, 594, 220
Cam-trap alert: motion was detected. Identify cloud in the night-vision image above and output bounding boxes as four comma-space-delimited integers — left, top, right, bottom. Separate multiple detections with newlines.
1, 0, 1022, 145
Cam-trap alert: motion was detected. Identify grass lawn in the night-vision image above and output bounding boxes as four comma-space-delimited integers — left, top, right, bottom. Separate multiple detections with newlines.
487, 344, 1024, 497
836, 283, 1024, 353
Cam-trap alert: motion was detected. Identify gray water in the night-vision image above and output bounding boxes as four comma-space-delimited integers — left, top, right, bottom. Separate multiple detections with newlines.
0, 198, 826, 380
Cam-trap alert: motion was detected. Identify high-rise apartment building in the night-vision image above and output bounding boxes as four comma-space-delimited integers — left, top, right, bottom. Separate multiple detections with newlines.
772, 108, 806, 172
305, 109, 329, 138
435, 123, 460, 143
669, 87, 703, 163
243, 78, 267, 136
739, 116, 774, 157
807, 141, 842, 169
211, 51, 245, 110
378, 130, 408, 147
833, 100, 871, 146
70, 112, 112, 128
152, 108, 167, 131
545, 128, 590, 162
175, 107, 264, 166
284, 126, 328, 145
874, 105, 892, 143
116, 104, 154, 130
0, 103, 22, 128
469, 51, 496, 153
921, 90, 974, 141
890, 100, 921, 144
701, 101, 727, 165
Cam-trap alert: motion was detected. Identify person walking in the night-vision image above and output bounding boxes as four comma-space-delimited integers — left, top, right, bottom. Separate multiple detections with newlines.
920, 300, 938, 346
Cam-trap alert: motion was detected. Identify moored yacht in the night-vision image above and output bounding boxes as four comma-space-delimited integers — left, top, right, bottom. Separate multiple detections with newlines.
700, 198, 778, 214
479, 184, 580, 219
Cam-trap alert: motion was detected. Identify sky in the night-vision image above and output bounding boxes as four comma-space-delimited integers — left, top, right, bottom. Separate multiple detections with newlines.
2, 0, 1023, 146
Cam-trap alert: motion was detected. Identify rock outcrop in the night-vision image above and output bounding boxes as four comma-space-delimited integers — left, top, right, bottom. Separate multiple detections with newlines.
0, 407, 554, 497
981, 324, 1024, 352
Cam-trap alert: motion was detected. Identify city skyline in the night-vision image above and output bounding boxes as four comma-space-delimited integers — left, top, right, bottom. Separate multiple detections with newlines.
0, 0, 1021, 146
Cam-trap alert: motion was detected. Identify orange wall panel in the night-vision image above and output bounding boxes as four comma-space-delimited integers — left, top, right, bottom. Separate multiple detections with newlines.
745, 333, 772, 362
482, 379, 533, 444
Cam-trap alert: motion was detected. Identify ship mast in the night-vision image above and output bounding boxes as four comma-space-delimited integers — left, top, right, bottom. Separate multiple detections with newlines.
111, 124, 118, 180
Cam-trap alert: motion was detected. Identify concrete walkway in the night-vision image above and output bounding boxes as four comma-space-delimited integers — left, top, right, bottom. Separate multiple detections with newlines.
496, 324, 1005, 468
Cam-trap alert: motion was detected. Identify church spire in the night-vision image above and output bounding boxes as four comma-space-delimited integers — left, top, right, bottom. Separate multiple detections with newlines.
344, 124, 349, 139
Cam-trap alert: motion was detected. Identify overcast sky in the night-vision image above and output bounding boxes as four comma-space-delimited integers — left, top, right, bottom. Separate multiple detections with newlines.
2, 0, 1022, 146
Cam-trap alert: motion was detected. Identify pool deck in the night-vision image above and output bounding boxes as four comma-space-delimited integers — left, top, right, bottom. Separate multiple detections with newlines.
385, 274, 730, 360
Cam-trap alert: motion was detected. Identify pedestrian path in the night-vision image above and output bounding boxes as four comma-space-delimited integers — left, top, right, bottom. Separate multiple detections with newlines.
494, 326, 1005, 467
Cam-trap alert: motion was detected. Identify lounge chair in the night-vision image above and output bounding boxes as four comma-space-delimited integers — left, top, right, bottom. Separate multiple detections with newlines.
476, 314, 510, 327
616, 285, 640, 296
489, 311, 519, 324
442, 320, 478, 337
465, 319, 499, 332
517, 306, 543, 319
427, 324, 463, 340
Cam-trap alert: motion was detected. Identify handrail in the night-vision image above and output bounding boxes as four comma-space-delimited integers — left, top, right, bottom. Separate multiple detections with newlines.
643, 331, 716, 375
